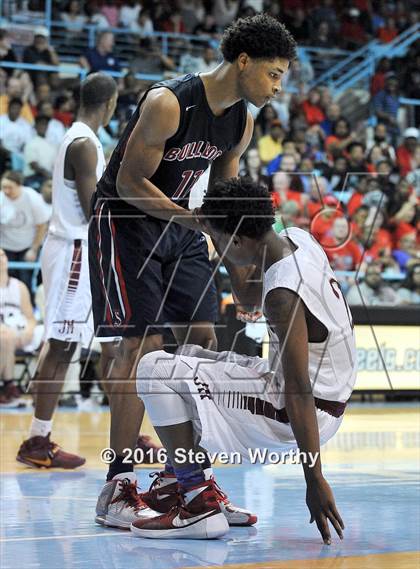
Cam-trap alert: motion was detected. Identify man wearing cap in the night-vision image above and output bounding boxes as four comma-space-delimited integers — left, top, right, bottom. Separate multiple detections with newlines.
396, 128, 419, 177
23, 27, 60, 87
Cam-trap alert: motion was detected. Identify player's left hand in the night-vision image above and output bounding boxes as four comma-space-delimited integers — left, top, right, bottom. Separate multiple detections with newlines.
306, 476, 344, 545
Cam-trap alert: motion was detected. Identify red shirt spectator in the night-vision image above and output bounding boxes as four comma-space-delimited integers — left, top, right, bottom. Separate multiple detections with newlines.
396, 128, 419, 176
377, 18, 398, 43
302, 89, 325, 126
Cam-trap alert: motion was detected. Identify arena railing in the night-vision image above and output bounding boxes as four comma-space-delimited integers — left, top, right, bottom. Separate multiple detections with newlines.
330, 23, 420, 95
1, 16, 354, 80
0, 60, 164, 83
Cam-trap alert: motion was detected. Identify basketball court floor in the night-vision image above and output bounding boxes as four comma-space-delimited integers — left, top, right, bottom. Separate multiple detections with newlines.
1, 404, 419, 569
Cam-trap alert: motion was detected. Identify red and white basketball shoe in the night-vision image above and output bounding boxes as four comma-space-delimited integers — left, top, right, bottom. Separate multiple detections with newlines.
95, 472, 157, 529
140, 469, 257, 526
16, 434, 85, 469
131, 479, 229, 539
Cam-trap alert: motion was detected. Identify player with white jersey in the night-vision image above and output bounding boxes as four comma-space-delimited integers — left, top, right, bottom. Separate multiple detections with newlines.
133, 177, 356, 542
17, 73, 117, 469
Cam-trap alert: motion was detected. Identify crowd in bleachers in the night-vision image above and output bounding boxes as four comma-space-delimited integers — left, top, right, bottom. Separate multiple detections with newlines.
0, 1, 419, 318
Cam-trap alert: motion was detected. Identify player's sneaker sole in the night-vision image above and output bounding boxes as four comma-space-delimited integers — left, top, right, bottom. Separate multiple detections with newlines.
130, 511, 228, 539
95, 514, 132, 529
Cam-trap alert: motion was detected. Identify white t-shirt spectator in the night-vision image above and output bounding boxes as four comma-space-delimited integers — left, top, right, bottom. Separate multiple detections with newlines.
45, 118, 66, 147
130, 16, 154, 36
0, 186, 51, 251
0, 115, 32, 153
120, 2, 141, 27
23, 135, 58, 177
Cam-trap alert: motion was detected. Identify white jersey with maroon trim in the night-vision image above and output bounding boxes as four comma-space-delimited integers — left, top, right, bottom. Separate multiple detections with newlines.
48, 121, 105, 241
262, 227, 357, 405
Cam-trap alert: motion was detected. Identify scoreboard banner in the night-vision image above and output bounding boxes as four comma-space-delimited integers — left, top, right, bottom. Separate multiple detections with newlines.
260, 324, 419, 391
354, 325, 419, 390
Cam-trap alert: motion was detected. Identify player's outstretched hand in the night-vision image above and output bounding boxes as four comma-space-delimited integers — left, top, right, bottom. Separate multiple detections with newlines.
306, 476, 344, 545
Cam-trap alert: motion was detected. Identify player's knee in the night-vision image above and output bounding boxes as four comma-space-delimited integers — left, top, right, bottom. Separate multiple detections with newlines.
136, 350, 167, 399
136, 350, 166, 381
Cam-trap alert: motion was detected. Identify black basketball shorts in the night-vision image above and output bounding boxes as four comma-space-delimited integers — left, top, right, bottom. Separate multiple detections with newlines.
88, 198, 218, 338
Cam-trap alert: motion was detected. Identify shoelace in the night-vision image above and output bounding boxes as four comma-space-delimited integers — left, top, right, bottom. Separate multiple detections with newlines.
147, 470, 165, 492
211, 478, 230, 505
113, 480, 145, 511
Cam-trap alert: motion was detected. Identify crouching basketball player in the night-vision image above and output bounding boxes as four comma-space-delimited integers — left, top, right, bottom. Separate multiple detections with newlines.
132, 178, 356, 541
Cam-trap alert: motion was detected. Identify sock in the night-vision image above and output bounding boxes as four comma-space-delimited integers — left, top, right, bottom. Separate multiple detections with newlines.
173, 462, 205, 493
107, 455, 134, 481
164, 458, 175, 476
29, 417, 53, 439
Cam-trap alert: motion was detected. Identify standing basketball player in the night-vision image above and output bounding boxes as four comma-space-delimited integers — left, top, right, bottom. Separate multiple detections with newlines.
133, 178, 356, 541
17, 73, 118, 468
90, 14, 297, 528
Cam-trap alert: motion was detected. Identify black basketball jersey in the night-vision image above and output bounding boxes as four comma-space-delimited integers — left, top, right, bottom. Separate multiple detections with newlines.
96, 73, 248, 212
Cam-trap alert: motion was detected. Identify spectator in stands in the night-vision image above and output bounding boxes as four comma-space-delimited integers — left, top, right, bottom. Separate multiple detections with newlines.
319, 103, 341, 137
393, 231, 419, 273
0, 98, 32, 155
323, 217, 362, 271
23, 115, 58, 189
0, 249, 37, 407
193, 13, 219, 38
396, 128, 419, 177
160, 9, 186, 34
80, 31, 121, 74
347, 141, 369, 173
61, 0, 86, 41
36, 101, 66, 146
346, 263, 401, 306
367, 122, 396, 163
372, 74, 400, 142
53, 95, 75, 127
0, 170, 50, 291
301, 88, 325, 126
258, 119, 285, 165
370, 57, 392, 96
397, 262, 420, 304
0, 76, 34, 123
310, 21, 335, 49
180, 43, 218, 74
0, 30, 17, 76
286, 8, 310, 43
85, 1, 109, 28
325, 155, 348, 192
254, 103, 278, 139
116, 72, 140, 120
351, 204, 370, 239
181, 0, 206, 34
120, 0, 142, 28
129, 9, 154, 36
101, 0, 120, 27
325, 118, 356, 160
285, 58, 314, 91
310, 0, 338, 34
377, 16, 399, 43
273, 200, 303, 233
212, 0, 239, 28
339, 8, 368, 49
129, 37, 176, 75
22, 26, 60, 87
241, 148, 269, 187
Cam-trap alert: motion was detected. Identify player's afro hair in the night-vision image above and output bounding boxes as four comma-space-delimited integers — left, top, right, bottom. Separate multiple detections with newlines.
80, 72, 117, 110
202, 177, 274, 240
221, 14, 297, 63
